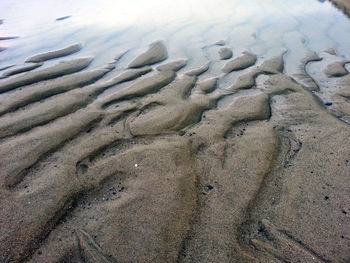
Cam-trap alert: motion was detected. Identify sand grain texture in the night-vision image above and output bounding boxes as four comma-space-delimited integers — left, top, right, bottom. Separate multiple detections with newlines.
0, 41, 349, 263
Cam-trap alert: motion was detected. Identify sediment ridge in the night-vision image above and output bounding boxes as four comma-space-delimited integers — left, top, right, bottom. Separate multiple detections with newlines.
0, 40, 349, 263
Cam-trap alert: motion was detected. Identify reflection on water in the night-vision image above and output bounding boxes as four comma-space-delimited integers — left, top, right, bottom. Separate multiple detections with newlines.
0, 0, 350, 75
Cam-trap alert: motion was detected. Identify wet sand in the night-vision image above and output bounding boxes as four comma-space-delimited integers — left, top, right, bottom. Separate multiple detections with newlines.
329, 0, 350, 17
0, 38, 348, 263
0, 0, 350, 261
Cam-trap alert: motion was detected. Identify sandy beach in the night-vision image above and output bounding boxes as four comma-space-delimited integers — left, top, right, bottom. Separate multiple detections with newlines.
0, 0, 349, 262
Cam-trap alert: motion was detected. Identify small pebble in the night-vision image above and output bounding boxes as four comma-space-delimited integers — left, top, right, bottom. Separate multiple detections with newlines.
207, 185, 214, 190
324, 102, 333, 106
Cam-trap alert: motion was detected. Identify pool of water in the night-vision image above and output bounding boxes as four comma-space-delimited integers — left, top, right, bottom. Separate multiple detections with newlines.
1, 0, 350, 71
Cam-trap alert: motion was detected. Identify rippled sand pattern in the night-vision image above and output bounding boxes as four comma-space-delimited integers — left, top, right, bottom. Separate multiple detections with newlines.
0, 0, 350, 263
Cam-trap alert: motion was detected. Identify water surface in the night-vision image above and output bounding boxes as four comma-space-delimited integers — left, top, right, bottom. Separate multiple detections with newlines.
1, 0, 350, 72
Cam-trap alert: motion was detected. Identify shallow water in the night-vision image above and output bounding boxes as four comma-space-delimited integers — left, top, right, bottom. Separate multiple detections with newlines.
2, 0, 350, 119
1, 0, 350, 71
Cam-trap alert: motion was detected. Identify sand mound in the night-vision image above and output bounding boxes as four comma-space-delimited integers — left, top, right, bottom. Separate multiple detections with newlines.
324, 60, 350, 77
128, 40, 168, 68
222, 51, 257, 73
218, 47, 233, 60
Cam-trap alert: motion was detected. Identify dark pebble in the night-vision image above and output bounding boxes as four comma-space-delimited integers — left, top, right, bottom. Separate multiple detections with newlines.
56, 15, 71, 21
324, 102, 333, 106
179, 131, 186, 136
207, 185, 214, 190
324, 196, 329, 200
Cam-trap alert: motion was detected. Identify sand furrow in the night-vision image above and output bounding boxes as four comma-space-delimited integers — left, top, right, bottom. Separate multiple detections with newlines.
0, 35, 349, 263
293, 50, 322, 91
0, 67, 111, 116
0, 57, 93, 93
0, 63, 43, 79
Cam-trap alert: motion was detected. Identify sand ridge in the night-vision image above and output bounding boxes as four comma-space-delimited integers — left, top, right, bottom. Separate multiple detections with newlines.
25, 43, 83, 63
0, 40, 349, 263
